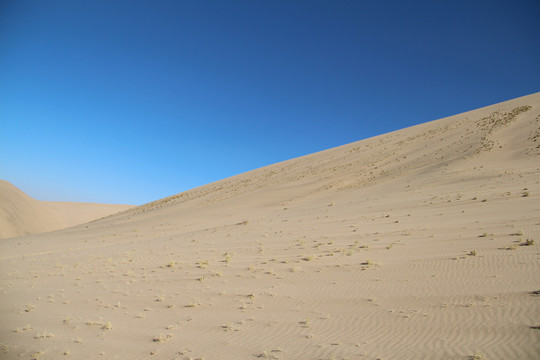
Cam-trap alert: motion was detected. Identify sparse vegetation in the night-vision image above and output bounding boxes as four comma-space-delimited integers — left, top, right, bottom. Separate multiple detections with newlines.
34, 332, 54, 340
258, 348, 281, 359
197, 260, 209, 269
362, 259, 374, 266
469, 353, 485, 360
30, 351, 43, 360
152, 333, 173, 343
185, 299, 201, 308
222, 323, 236, 331
502, 243, 518, 250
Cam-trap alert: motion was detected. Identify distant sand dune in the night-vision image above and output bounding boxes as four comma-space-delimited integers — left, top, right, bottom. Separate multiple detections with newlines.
0, 181, 133, 239
0, 93, 539, 359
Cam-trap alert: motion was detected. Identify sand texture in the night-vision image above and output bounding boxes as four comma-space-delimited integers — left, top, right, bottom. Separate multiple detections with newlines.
1, 93, 539, 359
0, 181, 134, 239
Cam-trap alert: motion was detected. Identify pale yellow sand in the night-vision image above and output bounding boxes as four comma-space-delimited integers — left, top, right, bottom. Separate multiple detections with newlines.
1, 93, 539, 359
0, 181, 134, 239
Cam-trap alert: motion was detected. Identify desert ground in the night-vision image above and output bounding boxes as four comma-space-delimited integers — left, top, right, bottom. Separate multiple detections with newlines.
1, 93, 539, 359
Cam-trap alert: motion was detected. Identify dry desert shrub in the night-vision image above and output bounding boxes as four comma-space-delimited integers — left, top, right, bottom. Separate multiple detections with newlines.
522, 239, 534, 246
153, 333, 173, 343
469, 353, 485, 360
30, 351, 43, 360
362, 259, 374, 266
164, 260, 177, 268
502, 243, 518, 250
197, 260, 209, 269
184, 299, 201, 308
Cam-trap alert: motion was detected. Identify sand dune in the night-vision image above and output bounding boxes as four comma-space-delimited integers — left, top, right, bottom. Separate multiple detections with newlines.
0, 181, 134, 239
1, 93, 539, 359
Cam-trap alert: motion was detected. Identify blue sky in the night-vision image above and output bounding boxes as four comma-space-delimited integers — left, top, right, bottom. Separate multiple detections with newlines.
1, 0, 539, 205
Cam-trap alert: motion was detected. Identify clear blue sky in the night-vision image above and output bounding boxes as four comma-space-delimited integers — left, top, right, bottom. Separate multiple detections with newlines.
1, 0, 539, 205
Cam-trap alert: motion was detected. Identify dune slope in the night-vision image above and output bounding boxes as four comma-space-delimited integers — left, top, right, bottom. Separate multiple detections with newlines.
0, 93, 539, 360
0, 181, 133, 239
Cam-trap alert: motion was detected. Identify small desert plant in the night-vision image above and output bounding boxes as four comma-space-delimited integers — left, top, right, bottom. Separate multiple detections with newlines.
362, 259, 374, 266
222, 323, 235, 331
164, 260, 176, 268
522, 239, 534, 246
197, 260, 209, 269
30, 351, 43, 360
258, 348, 282, 359
34, 332, 54, 339
469, 353, 484, 360
184, 299, 201, 308
503, 243, 518, 250
152, 333, 173, 343
468, 250, 477, 256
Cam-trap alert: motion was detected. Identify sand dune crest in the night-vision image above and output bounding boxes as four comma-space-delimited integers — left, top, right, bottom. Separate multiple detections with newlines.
0, 181, 133, 239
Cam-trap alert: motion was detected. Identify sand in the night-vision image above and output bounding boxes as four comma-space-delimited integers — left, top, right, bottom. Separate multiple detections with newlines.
0, 93, 539, 359
0, 181, 134, 239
